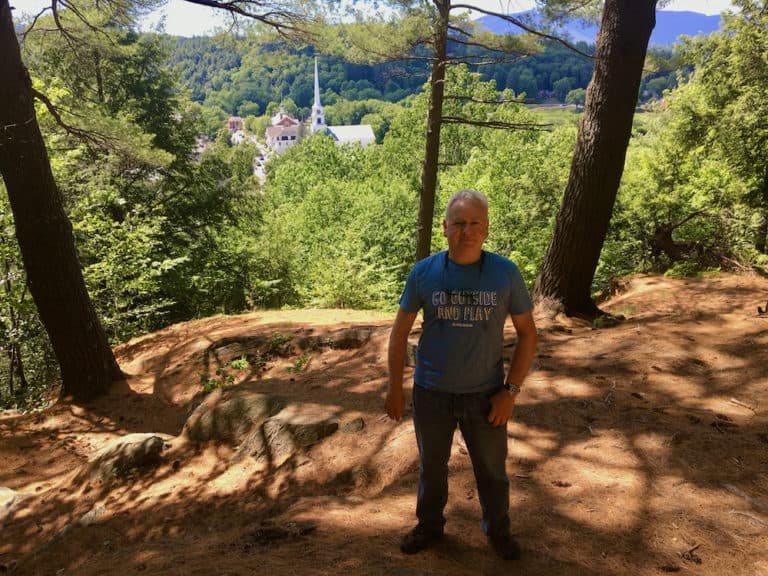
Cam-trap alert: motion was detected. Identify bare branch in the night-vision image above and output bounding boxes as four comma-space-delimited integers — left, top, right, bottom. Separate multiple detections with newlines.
442, 116, 550, 130
551, 0, 597, 19
20, 6, 51, 43
444, 95, 526, 105
58, 0, 115, 42
31, 88, 112, 146
447, 34, 533, 56
672, 209, 709, 230
450, 4, 595, 59
445, 56, 529, 66
50, 0, 83, 48
180, 0, 311, 37
447, 23, 472, 37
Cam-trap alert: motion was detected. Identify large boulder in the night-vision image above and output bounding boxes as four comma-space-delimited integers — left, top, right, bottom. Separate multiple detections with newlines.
297, 328, 377, 351
183, 388, 286, 443
87, 433, 173, 482
183, 390, 340, 468
236, 403, 339, 467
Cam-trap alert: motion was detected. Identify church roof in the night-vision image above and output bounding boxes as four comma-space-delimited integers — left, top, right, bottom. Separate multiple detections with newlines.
274, 115, 299, 127
327, 125, 375, 143
266, 124, 300, 139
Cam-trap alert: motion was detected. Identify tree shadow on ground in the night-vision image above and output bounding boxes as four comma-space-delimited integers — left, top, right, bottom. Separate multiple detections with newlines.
4, 277, 768, 575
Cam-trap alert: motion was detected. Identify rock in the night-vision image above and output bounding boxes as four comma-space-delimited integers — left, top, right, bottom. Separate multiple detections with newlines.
237, 404, 339, 467
0, 487, 17, 509
88, 433, 173, 482
207, 336, 268, 364
298, 328, 376, 351
0, 487, 17, 522
341, 417, 365, 433
0, 487, 34, 524
328, 328, 373, 349
79, 504, 107, 526
183, 389, 286, 443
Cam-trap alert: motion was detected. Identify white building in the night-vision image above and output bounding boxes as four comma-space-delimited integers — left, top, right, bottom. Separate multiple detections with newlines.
265, 122, 300, 154
310, 57, 376, 147
265, 57, 376, 154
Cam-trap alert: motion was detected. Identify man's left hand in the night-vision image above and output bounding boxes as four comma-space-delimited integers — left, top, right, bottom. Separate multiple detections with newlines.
488, 390, 516, 427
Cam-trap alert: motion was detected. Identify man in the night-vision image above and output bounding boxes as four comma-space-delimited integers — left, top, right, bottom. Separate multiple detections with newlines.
385, 189, 537, 560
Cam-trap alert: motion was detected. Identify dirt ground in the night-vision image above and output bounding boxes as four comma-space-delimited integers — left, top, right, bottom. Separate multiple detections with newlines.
1, 273, 767, 576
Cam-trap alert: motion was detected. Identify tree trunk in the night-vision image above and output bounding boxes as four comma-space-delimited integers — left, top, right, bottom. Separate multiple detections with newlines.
533, 0, 657, 317
756, 213, 767, 255
756, 173, 768, 254
0, 0, 121, 402
415, 0, 449, 262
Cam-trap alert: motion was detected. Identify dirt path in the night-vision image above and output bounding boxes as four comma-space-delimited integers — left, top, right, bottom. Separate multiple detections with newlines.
1, 275, 767, 575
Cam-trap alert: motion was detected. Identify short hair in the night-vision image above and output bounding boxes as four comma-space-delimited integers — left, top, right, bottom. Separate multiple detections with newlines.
444, 189, 488, 220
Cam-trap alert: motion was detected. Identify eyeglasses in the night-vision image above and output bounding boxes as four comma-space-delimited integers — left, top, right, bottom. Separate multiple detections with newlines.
446, 221, 487, 232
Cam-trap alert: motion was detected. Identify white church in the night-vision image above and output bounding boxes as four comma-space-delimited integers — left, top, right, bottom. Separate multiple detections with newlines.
265, 57, 376, 154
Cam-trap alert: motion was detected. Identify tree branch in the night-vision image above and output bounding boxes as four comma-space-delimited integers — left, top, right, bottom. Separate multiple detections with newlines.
442, 116, 550, 130
444, 95, 526, 105
450, 4, 595, 59
180, 0, 311, 36
31, 88, 112, 146
447, 34, 533, 56
447, 23, 472, 37
20, 6, 51, 43
446, 56, 528, 66
672, 209, 709, 231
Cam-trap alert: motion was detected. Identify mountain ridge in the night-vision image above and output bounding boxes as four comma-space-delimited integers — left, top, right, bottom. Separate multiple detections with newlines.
476, 10, 722, 46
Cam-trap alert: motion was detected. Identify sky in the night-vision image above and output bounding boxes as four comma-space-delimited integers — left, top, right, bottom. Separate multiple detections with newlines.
16, 0, 737, 38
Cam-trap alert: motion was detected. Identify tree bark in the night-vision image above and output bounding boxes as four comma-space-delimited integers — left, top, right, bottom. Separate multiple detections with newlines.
415, 0, 449, 262
756, 173, 768, 254
533, 0, 657, 317
0, 0, 121, 402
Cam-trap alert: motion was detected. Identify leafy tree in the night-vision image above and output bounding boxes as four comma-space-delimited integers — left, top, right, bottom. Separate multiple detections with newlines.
0, 0, 122, 401
677, 0, 768, 254
610, 1, 768, 274
260, 132, 418, 308
0, 184, 58, 408
565, 87, 586, 107
321, 1, 562, 261
552, 76, 576, 101
1, 0, 317, 403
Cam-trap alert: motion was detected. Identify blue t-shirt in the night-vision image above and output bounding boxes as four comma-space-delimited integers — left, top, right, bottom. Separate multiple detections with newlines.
399, 250, 532, 393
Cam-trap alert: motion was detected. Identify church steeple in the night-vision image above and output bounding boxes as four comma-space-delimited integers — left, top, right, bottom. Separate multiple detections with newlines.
311, 56, 325, 133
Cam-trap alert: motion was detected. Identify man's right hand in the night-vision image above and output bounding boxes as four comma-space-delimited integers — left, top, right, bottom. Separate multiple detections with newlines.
386, 308, 417, 422
385, 387, 405, 421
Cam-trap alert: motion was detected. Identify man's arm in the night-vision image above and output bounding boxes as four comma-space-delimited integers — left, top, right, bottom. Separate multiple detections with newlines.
506, 310, 538, 388
488, 310, 538, 427
385, 307, 418, 421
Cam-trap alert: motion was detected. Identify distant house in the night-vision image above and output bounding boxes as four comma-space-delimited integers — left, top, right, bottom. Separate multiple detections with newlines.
227, 116, 244, 132
265, 123, 300, 154
271, 106, 300, 128
230, 130, 246, 146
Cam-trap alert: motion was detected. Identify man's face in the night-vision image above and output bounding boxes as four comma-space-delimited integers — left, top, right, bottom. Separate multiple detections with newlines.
443, 198, 489, 262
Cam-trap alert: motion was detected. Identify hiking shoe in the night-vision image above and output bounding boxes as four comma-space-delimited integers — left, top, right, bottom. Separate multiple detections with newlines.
489, 531, 521, 560
399, 524, 444, 554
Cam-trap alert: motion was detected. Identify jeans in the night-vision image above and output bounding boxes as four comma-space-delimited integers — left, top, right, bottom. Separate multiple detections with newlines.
412, 384, 510, 536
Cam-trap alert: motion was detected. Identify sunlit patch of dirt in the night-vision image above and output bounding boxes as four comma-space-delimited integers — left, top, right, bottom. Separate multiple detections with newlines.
2, 275, 768, 575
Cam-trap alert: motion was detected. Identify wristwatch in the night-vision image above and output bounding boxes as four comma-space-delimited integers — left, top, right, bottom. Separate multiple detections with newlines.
503, 382, 521, 395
